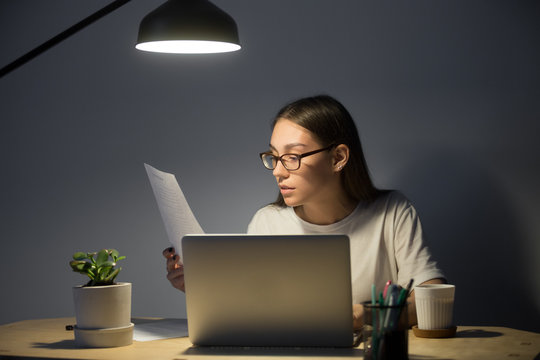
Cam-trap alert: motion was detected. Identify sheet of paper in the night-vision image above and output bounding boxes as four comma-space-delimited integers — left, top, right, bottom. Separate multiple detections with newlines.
133, 318, 188, 341
144, 163, 204, 258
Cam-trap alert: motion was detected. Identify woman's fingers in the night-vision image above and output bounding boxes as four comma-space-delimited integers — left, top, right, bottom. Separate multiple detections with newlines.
167, 254, 183, 272
353, 304, 364, 330
164, 247, 180, 272
167, 265, 185, 292
162, 246, 175, 258
162, 247, 185, 291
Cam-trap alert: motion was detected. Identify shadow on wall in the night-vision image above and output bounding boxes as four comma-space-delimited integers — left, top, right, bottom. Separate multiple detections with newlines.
395, 149, 539, 333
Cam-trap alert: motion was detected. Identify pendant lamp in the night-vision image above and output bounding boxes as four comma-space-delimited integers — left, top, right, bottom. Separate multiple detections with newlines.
136, 0, 241, 54
0, 0, 241, 78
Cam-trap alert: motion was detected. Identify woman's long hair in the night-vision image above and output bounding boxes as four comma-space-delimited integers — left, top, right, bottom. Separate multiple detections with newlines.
271, 95, 384, 207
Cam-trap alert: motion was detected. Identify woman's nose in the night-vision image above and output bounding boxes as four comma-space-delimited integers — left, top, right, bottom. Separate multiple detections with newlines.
272, 160, 289, 178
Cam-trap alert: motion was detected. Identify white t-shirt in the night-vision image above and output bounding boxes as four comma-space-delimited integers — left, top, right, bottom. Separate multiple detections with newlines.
247, 191, 445, 304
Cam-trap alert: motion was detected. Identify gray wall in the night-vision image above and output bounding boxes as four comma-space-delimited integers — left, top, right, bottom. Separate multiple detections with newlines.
1, 1, 539, 332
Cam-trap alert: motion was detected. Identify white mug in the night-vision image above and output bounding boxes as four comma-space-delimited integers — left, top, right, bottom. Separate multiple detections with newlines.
414, 284, 455, 330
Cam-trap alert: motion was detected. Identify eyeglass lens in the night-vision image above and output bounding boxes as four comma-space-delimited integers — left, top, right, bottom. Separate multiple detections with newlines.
261, 154, 300, 170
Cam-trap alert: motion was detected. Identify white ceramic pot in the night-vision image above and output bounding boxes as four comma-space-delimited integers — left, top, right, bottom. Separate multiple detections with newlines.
72, 282, 132, 347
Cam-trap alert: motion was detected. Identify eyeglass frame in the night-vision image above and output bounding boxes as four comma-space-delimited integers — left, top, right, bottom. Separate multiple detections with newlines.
259, 143, 337, 171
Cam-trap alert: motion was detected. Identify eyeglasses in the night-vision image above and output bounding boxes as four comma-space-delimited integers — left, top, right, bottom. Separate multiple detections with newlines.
259, 144, 336, 171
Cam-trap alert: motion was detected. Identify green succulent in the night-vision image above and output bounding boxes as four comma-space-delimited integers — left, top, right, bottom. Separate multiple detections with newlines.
70, 249, 126, 286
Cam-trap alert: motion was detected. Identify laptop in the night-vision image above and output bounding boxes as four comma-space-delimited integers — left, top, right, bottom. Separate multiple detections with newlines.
181, 234, 355, 348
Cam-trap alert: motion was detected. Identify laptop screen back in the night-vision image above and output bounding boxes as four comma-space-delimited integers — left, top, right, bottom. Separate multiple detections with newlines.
181, 234, 354, 347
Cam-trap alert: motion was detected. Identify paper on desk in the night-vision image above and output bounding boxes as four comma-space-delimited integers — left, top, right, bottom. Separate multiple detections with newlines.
144, 163, 204, 258
133, 318, 188, 341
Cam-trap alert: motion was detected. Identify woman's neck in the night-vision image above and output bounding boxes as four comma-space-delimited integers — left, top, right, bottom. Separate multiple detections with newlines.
294, 196, 357, 225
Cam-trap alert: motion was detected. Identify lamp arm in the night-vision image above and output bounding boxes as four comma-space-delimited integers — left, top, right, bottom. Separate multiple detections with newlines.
0, 0, 132, 79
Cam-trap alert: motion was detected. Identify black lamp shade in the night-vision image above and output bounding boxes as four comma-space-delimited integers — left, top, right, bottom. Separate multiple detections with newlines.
136, 0, 241, 54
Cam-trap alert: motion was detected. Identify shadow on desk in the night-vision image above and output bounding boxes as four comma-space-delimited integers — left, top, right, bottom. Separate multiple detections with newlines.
455, 329, 503, 338
31, 340, 77, 350
183, 346, 363, 357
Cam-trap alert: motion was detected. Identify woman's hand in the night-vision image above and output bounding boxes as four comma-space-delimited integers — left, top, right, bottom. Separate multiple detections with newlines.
353, 303, 364, 330
162, 247, 185, 292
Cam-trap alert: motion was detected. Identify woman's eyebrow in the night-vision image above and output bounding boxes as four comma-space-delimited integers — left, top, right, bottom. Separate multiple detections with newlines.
269, 143, 307, 152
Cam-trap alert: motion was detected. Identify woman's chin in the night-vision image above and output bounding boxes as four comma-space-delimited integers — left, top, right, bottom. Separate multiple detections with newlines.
283, 197, 301, 208
282, 197, 295, 207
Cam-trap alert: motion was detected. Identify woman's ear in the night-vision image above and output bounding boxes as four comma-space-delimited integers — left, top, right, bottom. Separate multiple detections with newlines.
333, 144, 349, 172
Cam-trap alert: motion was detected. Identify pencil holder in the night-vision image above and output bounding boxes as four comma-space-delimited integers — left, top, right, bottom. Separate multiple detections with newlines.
362, 301, 408, 360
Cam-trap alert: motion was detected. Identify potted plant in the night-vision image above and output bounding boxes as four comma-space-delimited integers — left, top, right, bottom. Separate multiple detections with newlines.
69, 249, 133, 348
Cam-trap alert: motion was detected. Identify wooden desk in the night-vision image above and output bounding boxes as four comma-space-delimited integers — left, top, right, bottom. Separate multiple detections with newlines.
0, 317, 538, 360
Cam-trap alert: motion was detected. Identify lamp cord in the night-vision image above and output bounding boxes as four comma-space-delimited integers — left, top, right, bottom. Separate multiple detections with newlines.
0, 0, 132, 79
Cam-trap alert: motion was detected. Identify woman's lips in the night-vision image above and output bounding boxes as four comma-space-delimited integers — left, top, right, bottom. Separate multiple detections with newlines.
280, 185, 294, 196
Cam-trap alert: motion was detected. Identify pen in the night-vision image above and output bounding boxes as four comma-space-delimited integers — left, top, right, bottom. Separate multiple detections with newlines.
405, 278, 414, 297
383, 285, 395, 306
397, 288, 407, 306
396, 278, 414, 306
383, 285, 398, 329
383, 280, 392, 299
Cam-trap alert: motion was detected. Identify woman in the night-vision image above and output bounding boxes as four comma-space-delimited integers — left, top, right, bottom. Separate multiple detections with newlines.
164, 95, 445, 329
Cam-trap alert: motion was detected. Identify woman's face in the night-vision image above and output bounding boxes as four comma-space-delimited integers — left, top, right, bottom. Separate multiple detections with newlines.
269, 118, 336, 208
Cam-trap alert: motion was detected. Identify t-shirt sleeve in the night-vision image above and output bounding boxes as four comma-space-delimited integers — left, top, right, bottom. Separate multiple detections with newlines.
392, 194, 446, 288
